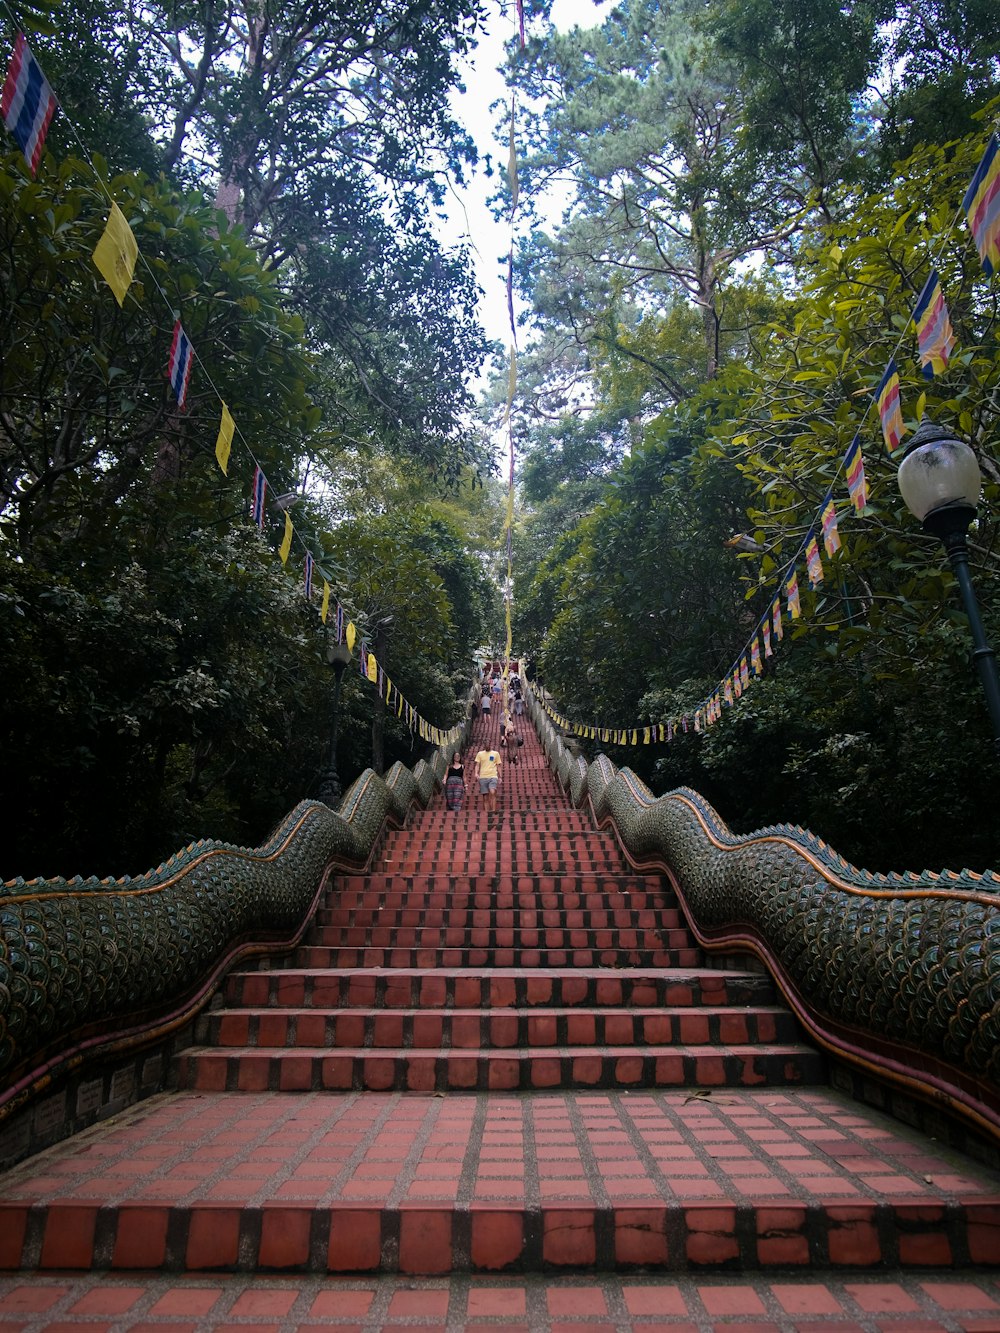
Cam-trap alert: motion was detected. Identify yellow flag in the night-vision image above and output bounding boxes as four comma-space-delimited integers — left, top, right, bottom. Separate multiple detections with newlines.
366, 652, 377, 682
279, 512, 293, 564
92, 203, 138, 307
346, 621, 356, 652
215, 403, 235, 474
643, 727, 651, 744
320, 580, 330, 623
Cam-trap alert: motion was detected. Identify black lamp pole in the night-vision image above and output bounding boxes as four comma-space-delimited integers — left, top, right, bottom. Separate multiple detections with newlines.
897, 418, 1000, 760
318, 640, 352, 807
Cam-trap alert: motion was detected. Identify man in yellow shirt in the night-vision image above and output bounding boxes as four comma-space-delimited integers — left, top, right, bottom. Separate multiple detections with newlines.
473, 745, 503, 812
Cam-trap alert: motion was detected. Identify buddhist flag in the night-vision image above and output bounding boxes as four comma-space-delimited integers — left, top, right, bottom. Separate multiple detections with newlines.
724, 677, 733, 706
845, 434, 868, 514
733, 668, 742, 698
740, 657, 749, 689
320, 579, 330, 623
786, 568, 801, 619
763, 619, 772, 658
751, 636, 762, 676
167, 321, 194, 409
913, 270, 956, 378
963, 134, 1000, 278
821, 492, 841, 558
805, 530, 824, 588
772, 594, 783, 642
92, 203, 138, 307
279, 512, 293, 564
215, 403, 234, 474
251, 466, 266, 527
1, 34, 57, 175
876, 360, 905, 453
304, 552, 314, 601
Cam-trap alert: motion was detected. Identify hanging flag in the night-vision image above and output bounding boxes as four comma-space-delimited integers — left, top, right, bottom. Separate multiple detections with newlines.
772, 594, 783, 642
876, 359, 905, 453
733, 668, 742, 698
724, 677, 733, 706
740, 656, 749, 689
844, 434, 868, 514
507, 98, 519, 213
304, 552, 313, 601
963, 134, 1000, 278
786, 568, 801, 619
251, 466, 266, 528
215, 403, 234, 474
167, 320, 194, 409
320, 579, 330, 623
821, 492, 841, 558
346, 621, 356, 652
279, 512, 293, 564
805, 530, 824, 588
92, 203, 138, 307
751, 636, 762, 676
761, 618, 772, 659
1, 34, 57, 175
335, 604, 345, 644
913, 270, 956, 378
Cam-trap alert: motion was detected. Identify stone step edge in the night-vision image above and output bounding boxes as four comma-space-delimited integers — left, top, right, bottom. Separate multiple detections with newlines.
4, 1196, 997, 1274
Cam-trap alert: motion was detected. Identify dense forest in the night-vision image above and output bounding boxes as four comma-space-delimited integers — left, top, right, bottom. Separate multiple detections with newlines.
1, 0, 998, 878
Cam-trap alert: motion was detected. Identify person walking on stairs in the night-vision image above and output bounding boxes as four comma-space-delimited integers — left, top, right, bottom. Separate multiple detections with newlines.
473, 743, 502, 812
445, 751, 466, 812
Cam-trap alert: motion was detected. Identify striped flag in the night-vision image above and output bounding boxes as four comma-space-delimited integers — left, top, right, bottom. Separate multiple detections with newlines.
786, 568, 801, 619
740, 656, 749, 689
876, 359, 905, 453
763, 618, 772, 658
751, 636, 762, 676
724, 677, 733, 706
772, 594, 783, 642
963, 134, 1000, 278
845, 434, 868, 514
304, 552, 314, 601
913, 270, 956, 378
805, 531, 824, 588
167, 321, 194, 409
251, 466, 266, 527
821, 493, 841, 558
1, 34, 57, 175
335, 603, 345, 644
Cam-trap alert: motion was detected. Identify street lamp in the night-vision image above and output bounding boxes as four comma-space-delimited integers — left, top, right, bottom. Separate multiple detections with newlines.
317, 638, 352, 807
896, 416, 1000, 757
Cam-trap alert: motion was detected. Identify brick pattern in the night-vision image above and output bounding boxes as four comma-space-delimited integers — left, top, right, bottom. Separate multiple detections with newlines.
2, 1270, 1000, 1331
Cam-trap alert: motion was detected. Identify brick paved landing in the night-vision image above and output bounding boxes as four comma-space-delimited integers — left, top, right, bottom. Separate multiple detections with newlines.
2, 1270, 1000, 1332
3, 1086, 999, 1273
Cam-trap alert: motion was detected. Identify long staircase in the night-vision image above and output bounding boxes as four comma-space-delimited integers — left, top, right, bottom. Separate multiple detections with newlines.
3, 712, 1000, 1328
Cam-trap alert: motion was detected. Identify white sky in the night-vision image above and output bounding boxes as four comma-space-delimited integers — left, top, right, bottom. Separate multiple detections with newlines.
442, 0, 613, 365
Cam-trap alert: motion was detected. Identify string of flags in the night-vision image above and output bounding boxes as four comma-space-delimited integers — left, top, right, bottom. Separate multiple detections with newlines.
536, 128, 1000, 747
0, 25, 465, 751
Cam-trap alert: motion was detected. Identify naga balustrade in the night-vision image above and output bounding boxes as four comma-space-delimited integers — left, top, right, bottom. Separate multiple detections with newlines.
0, 702, 475, 1162
526, 687, 1000, 1148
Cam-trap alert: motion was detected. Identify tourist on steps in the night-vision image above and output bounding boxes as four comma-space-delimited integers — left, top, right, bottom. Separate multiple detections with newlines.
445, 752, 466, 812
474, 744, 502, 812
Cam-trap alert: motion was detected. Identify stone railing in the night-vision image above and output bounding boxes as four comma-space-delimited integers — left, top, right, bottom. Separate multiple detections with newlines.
527, 687, 1000, 1147
0, 701, 473, 1161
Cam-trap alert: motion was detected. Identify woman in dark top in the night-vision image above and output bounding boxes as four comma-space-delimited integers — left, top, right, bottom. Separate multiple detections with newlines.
445, 752, 466, 812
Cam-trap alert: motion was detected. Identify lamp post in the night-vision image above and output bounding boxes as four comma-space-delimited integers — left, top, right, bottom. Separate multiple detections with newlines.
896, 417, 1000, 757
317, 638, 352, 807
